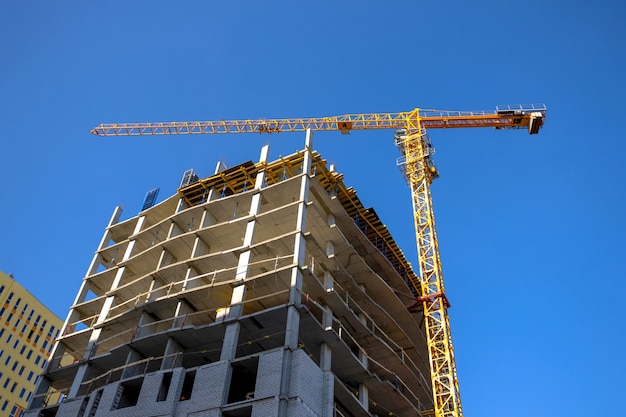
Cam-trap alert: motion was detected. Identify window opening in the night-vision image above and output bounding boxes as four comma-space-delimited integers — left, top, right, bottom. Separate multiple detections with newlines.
179, 370, 196, 401
39, 406, 59, 417
227, 357, 259, 403
112, 378, 143, 410
157, 372, 172, 402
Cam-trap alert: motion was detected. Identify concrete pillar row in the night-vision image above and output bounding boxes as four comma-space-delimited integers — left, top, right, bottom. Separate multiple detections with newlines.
220, 144, 270, 362
279, 129, 314, 417
66, 214, 145, 399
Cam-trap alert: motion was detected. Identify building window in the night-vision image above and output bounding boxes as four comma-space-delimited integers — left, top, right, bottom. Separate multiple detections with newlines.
20, 303, 28, 316
3, 377, 10, 389
0, 350, 3, 359
19, 345, 25, 356
10, 382, 17, 393
7, 292, 14, 303
4, 355, 11, 366
18, 366, 24, 376
6, 334, 12, 344
40, 320, 47, 332
227, 357, 259, 404
11, 360, 18, 371
180, 370, 196, 401
8, 405, 17, 417
35, 355, 41, 365
13, 340, 19, 350
42, 341, 48, 351
19, 388, 26, 399
0, 285, 4, 294
157, 372, 172, 401
34, 335, 40, 345
0, 307, 5, 317
26, 350, 32, 360
27, 371, 33, 382
14, 298, 21, 309
48, 325, 55, 338
20, 324, 27, 335
27, 309, 34, 321
113, 378, 143, 409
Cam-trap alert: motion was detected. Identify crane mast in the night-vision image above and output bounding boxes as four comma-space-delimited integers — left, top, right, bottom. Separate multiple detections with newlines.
92, 104, 546, 417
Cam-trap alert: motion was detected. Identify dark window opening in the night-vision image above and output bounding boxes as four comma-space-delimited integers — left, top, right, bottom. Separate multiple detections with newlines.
39, 405, 59, 417
222, 406, 252, 417
227, 357, 258, 403
179, 370, 196, 401
157, 372, 172, 402
112, 378, 143, 410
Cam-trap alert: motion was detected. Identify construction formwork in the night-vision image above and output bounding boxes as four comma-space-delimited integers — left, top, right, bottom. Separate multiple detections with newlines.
28, 132, 432, 417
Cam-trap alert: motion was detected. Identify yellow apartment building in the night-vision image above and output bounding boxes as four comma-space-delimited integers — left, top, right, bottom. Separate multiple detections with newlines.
0, 271, 64, 417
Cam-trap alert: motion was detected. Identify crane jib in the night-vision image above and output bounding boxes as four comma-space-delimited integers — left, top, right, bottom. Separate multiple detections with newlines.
90, 105, 546, 136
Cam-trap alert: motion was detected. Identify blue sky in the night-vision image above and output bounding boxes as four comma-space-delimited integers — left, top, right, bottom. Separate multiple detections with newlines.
1, 1, 625, 415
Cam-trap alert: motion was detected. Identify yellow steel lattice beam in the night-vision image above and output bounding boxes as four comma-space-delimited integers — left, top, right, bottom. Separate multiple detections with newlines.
91, 105, 546, 136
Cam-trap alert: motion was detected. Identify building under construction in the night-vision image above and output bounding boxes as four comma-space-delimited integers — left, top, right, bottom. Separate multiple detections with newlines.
27, 131, 434, 417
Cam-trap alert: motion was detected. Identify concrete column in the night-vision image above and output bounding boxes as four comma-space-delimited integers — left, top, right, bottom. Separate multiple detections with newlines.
162, 337, 184, 369
167, 220, 184, 239
358, 384, 369, 410
324, 271, 334, 292
220, 145, 269, 362
181, 266, 201, 291
157, 248, 176, 269
329, 164, 338, 198
326, 241, 335, 257
358, 345, 368, 369
320, 343, 334, 417
135, 310, 156, 340
173, 297, 194, 328
200, 209, 217, 228
279, 130, 313, 417
284, 129, 313, 349
176, 197, 187, 212
322, 305, 334, 331
122, 348, 145, 379
192, 236, 210, 258
86, 206, 124, 277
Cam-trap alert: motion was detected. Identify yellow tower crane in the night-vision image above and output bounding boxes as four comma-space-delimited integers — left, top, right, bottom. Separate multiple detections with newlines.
91, 104, 546, 417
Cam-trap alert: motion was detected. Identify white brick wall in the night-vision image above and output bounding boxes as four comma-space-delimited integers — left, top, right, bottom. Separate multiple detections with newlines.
289, 349, 324, 416
255, 349, 283, 398
26, 350, 334, 417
